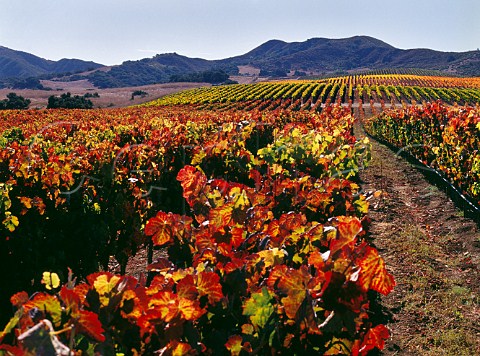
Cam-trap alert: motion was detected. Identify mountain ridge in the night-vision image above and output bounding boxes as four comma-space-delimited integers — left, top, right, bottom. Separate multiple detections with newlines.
219, 35, 478, 77
1, 36, 479, 89
0, 46, 103, 82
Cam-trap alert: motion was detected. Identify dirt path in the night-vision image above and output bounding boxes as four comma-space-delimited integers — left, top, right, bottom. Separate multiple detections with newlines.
354, 122, 480, 355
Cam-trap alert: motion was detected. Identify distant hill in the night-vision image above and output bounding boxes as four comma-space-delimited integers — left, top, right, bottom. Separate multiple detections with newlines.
0, 46, 103, 82
85, 53, 216, 88
220, 36, 480, 77
85, 36, 480, 87
1, 36, 479, 89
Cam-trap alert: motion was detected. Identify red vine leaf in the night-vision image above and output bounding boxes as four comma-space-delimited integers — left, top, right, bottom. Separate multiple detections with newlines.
177, 165, 207, 203
307, 250, 326, 271
277, 266, 311, 320
59, 286, 81, 314
145, 211, 175, 246
306, 190, 331, 209
225, 334, 252, 355
210, 179, 230, 198
229, 227, 246, 249
119, 289, 142, 320
0, 344, 25, 356
357, 245, 395, 295
266, 265, 289, 289
176, 275, 198, 300
196, 271, 224, 305
355, 324, 390, 355
74, 310, 106, 343
178, 298, 205, 321
279, 212, 306, 232
10, 291, 29, 308
32, 197, 46, 215
137, 309, 163, 337
18, 196, 32, 209
330, 216, 362, 254
176, 165, 198, 190
209, 203, 233, 230
148, 291, 179, 322
164, 340, 193, 356
73, 283, 90, 302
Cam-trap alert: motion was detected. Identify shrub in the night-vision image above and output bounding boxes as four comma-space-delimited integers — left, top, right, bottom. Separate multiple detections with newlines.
0, 93, 31, 110
47, 92, 93, 109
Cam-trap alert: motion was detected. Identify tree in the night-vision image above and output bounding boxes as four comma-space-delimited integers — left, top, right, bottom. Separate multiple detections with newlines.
131, 90, 148, 100
169, 70, 230, 84
0, 93, 31, 110
11, 77, 45, 90
47, 93, 93, 109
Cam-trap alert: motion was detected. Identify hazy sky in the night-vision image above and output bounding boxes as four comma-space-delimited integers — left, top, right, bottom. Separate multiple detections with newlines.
1, 0, 479, 65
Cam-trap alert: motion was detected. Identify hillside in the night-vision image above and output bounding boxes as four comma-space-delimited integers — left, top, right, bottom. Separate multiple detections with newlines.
1, 36, 479, 89
84, 36, 480, 87
85, 53, 216, 88
0, 46, 103, 81
221, 36, 480, 76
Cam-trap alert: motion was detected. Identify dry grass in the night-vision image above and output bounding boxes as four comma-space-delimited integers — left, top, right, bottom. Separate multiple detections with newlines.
0, 81, 208, 109
388, 225, 480, 355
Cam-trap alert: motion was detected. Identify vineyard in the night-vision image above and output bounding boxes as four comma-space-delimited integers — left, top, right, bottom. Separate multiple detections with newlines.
149, 74, 480, 110
0, 105, 393, 354
365, 102, 480, 206
0, 73, 479, 355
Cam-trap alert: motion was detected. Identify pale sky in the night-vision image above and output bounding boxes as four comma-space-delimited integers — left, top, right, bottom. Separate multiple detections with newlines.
1, 0, 479, 65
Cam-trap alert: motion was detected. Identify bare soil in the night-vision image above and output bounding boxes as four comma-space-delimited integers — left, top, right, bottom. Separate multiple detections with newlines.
237, 65, 261, 76
229, 75, 267, 84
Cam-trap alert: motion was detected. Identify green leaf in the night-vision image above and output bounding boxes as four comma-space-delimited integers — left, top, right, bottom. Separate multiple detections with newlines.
2, 212, 19, 232
0, 311, 21, 343
242, 287, 274, 329
354, 197, 369, 214
225, 335, 243, 356
24, 294, 62, 327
